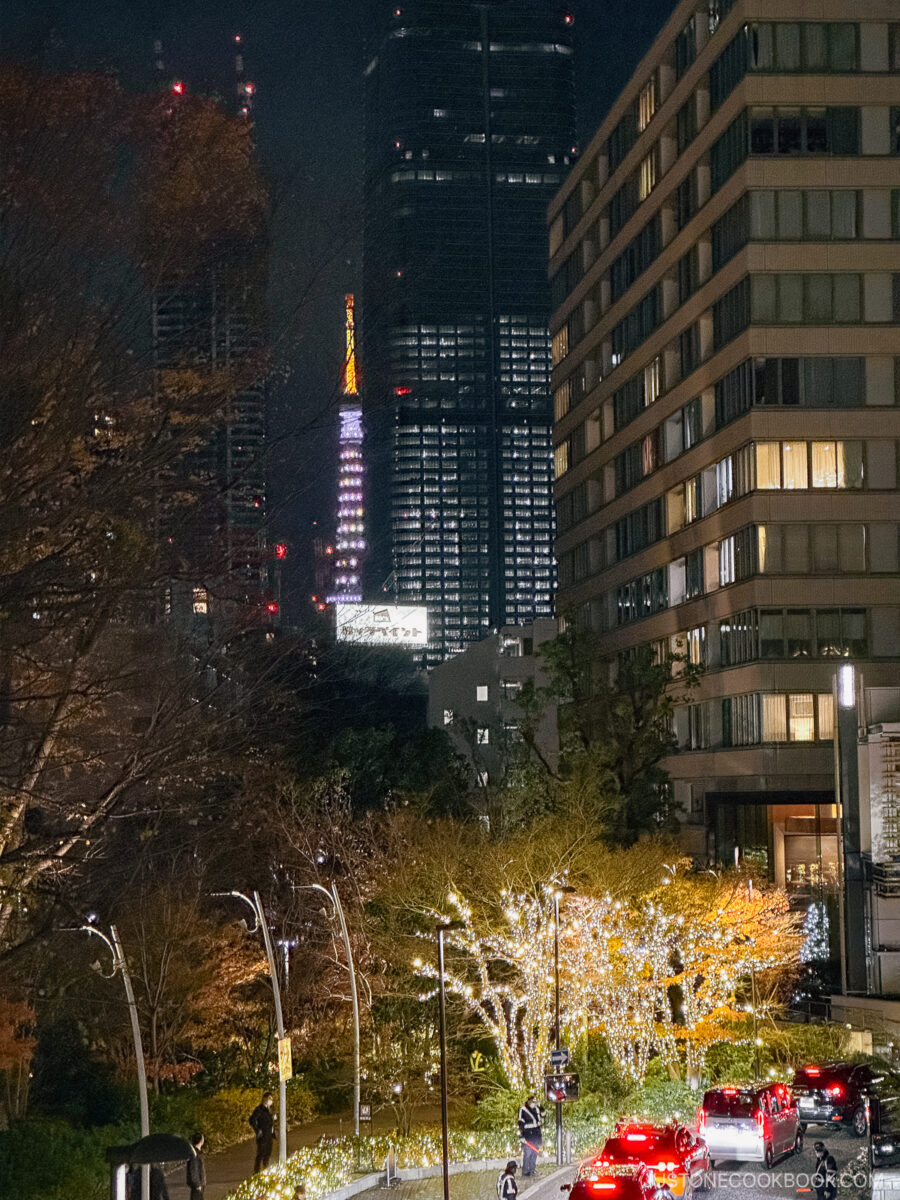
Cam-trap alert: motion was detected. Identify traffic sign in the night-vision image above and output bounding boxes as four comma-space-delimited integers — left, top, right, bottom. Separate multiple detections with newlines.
359, 1103, 372, 1122
278, 1036, 293, 1082
550, 1048, 570, 1068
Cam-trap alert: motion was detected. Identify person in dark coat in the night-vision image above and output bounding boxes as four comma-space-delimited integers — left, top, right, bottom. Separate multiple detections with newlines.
497, 1160, 519, 1200
823, 1154, 838, 1200
249, 1091, 275, 1173
149, 1164, 170, 1200
186, 1133, 207, 1200
812, 1141, 828, 1200
125, 1164, 169, 1200
518, 1094, 544, 1177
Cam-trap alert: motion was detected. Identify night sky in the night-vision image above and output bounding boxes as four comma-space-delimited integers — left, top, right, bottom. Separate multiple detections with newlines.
1, 0, 673, 615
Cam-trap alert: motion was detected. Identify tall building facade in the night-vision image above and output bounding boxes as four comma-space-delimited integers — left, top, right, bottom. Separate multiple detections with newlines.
362, 0, 577, 659
151, 80, 271, 629
550, 0, 900, 907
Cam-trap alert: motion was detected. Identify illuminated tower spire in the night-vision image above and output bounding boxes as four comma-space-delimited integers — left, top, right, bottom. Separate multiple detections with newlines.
328, 295, 366, 603
343, 293, 359, 397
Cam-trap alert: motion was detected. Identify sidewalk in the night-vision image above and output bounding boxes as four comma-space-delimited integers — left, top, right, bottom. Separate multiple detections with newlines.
165, 1106, 445, 1200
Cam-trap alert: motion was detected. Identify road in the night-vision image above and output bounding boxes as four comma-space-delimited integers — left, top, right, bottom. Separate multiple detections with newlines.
163, 1121, 871, 1200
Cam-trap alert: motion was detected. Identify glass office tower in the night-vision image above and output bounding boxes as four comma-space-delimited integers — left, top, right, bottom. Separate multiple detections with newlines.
362, 0, 577, 659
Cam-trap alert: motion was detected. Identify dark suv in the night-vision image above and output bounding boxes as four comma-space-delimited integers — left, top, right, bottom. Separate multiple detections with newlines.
792, 1062, 874, 1136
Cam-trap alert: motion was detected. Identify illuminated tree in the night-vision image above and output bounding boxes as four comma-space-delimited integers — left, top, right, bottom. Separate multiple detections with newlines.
563, 896, 675, 1085
565, 867, 801, 1083
415, 886, 558, 1092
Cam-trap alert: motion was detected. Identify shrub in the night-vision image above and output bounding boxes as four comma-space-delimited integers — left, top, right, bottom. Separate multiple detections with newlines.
0, 1079, 318, 1200
152, 1080, 317, 1152
0, 1116, 137, 1200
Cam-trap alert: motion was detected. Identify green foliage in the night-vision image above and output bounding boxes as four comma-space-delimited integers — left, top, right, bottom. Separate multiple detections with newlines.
571, 1035, 630, 1110
0, 1116, 137, 1200
625, 1077, 702, 1127
29, 1018, 131, 1127
704, 1039, 760, 1083
533, 627, 699, 842
471, 1084, 526, 1131
764, 1021, 851, 1067
151, 1081, 317, 1152
0, 1081, 318, 1200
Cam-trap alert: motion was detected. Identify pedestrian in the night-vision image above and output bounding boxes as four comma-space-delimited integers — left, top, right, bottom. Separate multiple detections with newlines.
812, 1141, 827, 1200
125, 1163, 139, 1200
653, 1176, 676, 1200
823, 1154, 838, 1200
498, 1160, 519, 1200
518, 1094, 544, 1177
249, 1090, 276, 1174
186, 1133, 207, 1200
150, 1164, 170, 1200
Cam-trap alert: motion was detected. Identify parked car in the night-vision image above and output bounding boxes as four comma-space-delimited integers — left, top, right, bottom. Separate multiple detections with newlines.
562, 1162, 662, 1200
792, 1062, 875, 1136
598, 1121, 710, 1195
699, 1083, 802, 1167
861, 1068, 900, 1200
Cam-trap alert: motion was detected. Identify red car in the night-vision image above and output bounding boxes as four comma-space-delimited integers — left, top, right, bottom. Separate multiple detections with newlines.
562, 1162, 662, 1200
597, 1122, 711, 1196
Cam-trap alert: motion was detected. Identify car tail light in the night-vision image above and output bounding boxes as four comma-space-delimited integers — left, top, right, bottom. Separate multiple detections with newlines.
626, 1134, 648, 1142
756, 1109, 765, 1130
723, 1087, 738, 1095
828, 1085, 843, 1098
666, 1162, 677, 1172
806, 1068, 821, 1077
698, 1109, 706, 1131
592, 1184, 617, 1191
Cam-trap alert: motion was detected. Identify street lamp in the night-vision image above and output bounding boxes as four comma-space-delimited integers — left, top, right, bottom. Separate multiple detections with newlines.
70, 919, 150, 1198
436, 920, 464, 1200
553, 886, 576, 1165
215, 890, 288, 1165
297, 882, 362, 1138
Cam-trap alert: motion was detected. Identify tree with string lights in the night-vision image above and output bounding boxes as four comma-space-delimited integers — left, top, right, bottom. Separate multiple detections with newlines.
654, 870, 800, 1078
565, 866, 801, 1083
414, 886, 559, 1092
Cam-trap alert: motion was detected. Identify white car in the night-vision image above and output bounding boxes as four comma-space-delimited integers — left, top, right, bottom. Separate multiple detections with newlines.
699, 1084, 803, 1167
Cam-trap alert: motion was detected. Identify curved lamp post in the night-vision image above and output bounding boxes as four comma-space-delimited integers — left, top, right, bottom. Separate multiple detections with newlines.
71, 919, 150, 1198
215, 890, 288, 1165
298, 882, 361, 1137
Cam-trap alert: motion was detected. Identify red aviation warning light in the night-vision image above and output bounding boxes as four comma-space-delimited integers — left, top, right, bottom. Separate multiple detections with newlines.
172, 81, 185, 95
266, 601, 279, 616
275, 543, 287, 559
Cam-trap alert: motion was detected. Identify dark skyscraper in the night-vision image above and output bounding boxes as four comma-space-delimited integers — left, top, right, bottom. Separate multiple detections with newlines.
151, 75, 272, 630
362, 0, 577, 659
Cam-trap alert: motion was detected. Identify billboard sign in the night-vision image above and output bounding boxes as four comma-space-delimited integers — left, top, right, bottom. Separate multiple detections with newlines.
335, 603, 428, 647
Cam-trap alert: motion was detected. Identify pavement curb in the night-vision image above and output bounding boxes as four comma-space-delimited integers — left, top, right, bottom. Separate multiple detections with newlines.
324, 1155, 576, 1200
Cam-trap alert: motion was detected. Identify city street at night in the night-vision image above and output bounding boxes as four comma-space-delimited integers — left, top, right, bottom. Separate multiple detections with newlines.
2, 1, 900, 1199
